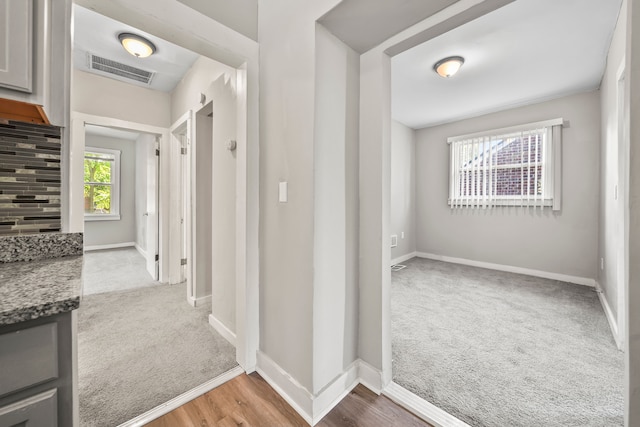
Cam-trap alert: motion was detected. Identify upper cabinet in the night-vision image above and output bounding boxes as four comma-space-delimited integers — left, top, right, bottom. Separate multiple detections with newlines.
0, 0, 33, 93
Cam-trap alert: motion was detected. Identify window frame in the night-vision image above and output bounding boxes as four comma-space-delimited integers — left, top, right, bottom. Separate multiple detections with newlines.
84, 146, 121, 221
447, 118, 563, 210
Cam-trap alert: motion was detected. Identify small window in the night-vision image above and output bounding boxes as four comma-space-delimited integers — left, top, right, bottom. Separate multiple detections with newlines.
448, 119, 563, 210
84, 147, 121, 220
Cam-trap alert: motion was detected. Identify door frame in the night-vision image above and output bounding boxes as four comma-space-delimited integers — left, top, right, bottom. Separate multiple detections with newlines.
70, 0, 260, 373
169, 111, 193, 296
69, 112, 170, 282
616, 59, 629, 351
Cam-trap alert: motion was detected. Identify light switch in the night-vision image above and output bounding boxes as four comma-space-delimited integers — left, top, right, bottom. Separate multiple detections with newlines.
279, 181, 288, 203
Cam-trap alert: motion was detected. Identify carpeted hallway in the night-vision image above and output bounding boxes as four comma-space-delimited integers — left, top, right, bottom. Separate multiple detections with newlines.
392, 257, 624, 427
78, 283, 238, 427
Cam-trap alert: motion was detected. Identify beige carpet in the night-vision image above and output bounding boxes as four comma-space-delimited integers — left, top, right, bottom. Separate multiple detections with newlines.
392, 257, 624, 427
78, 283, 237, 427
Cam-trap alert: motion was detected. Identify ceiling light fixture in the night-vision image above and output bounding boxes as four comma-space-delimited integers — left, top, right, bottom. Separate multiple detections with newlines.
118, 33, 156, 58
433, 56, 465, 78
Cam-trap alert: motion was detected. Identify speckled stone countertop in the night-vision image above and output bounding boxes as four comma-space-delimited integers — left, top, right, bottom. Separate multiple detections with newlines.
0, 255, 83, 326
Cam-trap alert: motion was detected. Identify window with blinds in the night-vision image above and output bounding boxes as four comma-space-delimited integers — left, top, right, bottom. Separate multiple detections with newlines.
448, 118, 563, 210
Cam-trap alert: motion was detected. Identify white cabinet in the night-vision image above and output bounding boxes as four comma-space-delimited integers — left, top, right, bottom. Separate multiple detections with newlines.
0, 0, 33, 93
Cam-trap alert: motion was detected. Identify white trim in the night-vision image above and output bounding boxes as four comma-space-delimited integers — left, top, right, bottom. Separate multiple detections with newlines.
208, 313, 237, 347
256, 351, 313, 425
447, 118, 563, 143
384, 382, 470, 427
84, 214, 121, 221
415, 252, 596, 287
70, 112, 169, 285
134, 243, 147, 260
596, 283, 623, 350
187, 294, 210, 307
84, 242, 135, 251
256, 354, 383, 426
357, 359, 383, 394
391, 251, 417, 266
311, 362, 360, 425
116, 366, 244, 427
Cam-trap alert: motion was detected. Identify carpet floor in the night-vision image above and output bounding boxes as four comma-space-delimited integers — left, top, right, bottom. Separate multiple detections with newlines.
78, 283, 237, 427
391, 257, 624, 427
82, 248, 161, 295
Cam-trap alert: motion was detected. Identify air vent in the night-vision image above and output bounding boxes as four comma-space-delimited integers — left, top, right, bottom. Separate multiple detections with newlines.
88, 54, 155, 85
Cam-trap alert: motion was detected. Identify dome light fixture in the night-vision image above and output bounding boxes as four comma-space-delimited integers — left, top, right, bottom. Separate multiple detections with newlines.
118, 33, 156, 58
433, 56, 465, 78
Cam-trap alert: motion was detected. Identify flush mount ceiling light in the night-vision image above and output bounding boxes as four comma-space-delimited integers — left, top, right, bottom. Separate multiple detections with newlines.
433, 56, 465, 78
118, 33, 156, 58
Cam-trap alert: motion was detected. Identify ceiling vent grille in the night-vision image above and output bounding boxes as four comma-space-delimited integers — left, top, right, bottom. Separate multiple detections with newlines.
88, 54, 155, 85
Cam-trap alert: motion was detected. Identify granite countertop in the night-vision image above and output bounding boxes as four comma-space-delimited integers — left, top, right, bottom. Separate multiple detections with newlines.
0, 256, 84, 326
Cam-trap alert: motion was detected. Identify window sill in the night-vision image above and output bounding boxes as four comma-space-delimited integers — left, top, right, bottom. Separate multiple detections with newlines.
448, 199, 553, 208
85, 214, 121, 222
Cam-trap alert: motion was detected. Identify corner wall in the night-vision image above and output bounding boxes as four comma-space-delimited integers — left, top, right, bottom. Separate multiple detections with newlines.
170, 56, 236, 124
391, 120, 416, 262
415, 91, 601, 281
599, 0, 627, 325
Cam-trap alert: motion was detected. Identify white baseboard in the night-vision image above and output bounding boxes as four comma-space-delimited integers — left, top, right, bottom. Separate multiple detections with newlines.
134, 243, 147, 259
311, 362, 360, 424
391, 251, 417, 266
117, 366, 244, 427
256, 351, 314, 425
208, 314, 237, 347
415, 252, 596, 287
84, 242, 135, 251
595, 283, 622, 350
255, 354, 386, 426
357, 359, 383, 394
384, 382, 470, 427
187, 294, 210, 307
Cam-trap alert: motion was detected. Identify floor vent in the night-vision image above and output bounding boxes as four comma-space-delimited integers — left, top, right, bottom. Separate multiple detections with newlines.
391, 264, 407, 271
88, 54, 154, 85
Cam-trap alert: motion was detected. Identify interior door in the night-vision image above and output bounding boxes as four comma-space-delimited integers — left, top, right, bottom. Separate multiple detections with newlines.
145, 136, 159, 279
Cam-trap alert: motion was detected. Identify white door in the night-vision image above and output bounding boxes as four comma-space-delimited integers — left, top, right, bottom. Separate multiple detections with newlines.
145, 138, 159, 279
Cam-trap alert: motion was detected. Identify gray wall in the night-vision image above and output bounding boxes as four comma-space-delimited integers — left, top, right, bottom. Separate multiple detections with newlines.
627, 0, 640, 419
598, 0, 627, 321
84, 134, 136, 247
258, 0, 345, 393
312, 24, 360, 393
211, 75, 237, 333
194, 105, 213, 300
391, 120, 416, 262
415, 91, 601, 279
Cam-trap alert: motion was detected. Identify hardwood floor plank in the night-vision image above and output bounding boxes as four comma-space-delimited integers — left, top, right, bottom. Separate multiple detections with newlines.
146, 373, 433, 427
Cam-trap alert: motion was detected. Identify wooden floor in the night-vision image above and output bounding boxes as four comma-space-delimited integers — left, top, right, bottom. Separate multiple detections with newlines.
146, 373, 433, 427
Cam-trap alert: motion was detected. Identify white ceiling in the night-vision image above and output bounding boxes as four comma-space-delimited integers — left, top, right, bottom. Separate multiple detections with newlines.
318, 0, 461, 53
85, 124, 140, 141
392, 0, 623, 129
73, 5, 199, 92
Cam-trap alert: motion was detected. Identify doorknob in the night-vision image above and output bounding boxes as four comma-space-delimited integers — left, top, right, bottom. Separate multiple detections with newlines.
143, 213, 149, 216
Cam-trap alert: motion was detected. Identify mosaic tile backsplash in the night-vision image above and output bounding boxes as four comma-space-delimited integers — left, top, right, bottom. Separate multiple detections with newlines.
0, 119, 62, 236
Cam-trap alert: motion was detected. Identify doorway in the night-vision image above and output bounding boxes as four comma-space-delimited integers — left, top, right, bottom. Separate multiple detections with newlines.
81, 123, 160, 294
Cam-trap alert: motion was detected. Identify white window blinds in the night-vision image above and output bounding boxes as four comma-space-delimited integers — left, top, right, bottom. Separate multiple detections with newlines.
448, 118, 563, 210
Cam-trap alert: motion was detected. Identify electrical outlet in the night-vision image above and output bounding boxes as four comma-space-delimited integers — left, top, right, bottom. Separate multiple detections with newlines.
401, 232, 405, 239
600, 257, 604, 270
